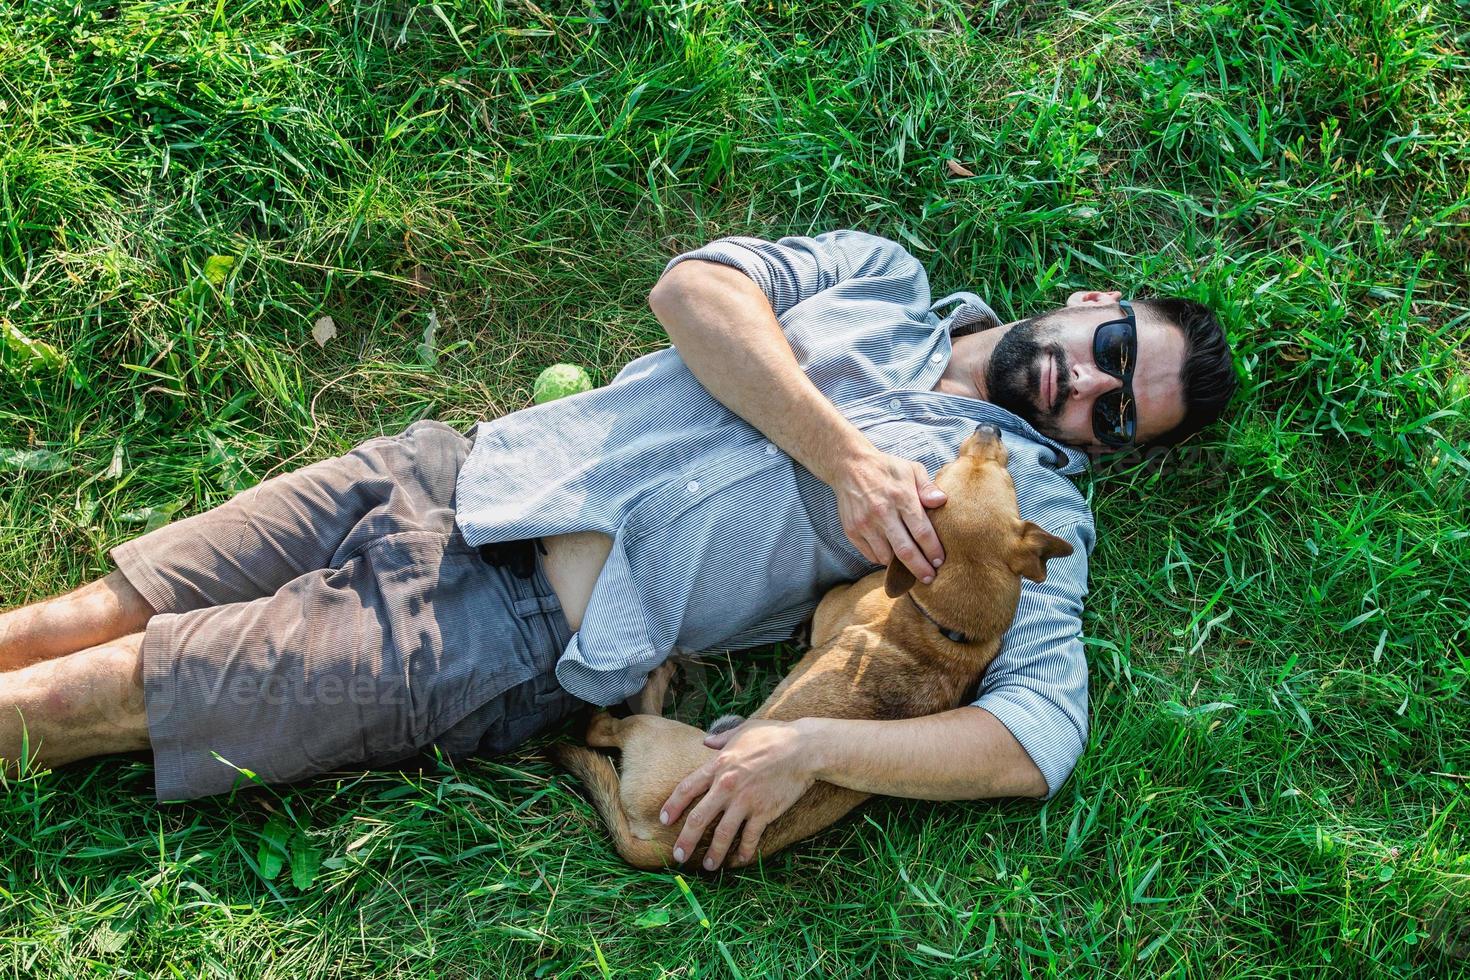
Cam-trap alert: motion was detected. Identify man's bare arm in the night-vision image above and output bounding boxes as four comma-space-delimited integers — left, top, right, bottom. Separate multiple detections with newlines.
660, 707, 1049, 869
650, 261, 871, 489
801, 707, 1049, 800
649, 260, 946, 581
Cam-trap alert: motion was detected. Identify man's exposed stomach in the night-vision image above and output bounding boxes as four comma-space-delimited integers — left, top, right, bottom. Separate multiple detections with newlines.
541, 531, 613, 632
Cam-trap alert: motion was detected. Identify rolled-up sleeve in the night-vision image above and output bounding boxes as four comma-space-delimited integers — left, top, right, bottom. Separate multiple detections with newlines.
971, 516, 1095, 800
661, 229, 927, 320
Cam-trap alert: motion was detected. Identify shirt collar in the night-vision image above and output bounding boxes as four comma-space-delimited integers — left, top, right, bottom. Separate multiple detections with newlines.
927, 391, 1089, 475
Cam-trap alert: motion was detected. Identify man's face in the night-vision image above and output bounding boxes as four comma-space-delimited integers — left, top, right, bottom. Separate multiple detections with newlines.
984, 291, 1188, 451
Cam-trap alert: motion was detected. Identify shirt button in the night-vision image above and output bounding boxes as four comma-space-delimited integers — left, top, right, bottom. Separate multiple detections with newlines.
764, 443, 778, 454
889, 398, 901, 410
686, 480, 700, 494
930, 352, 943, 363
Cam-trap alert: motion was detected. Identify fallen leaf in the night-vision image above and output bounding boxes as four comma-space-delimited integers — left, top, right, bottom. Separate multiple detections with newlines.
89, 920, 134, 955
118, 501, 185, 533
313, 315, 337, 347
946, 159, 975, 177
417, 309, 440, 366
0, 448, 69, 473
202, 255, 236, 286
634, 908, 671, 928
3, 319, 67, 373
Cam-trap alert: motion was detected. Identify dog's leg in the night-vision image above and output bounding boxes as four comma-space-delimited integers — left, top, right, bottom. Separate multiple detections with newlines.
627, 659, 677, 716
585, 711, 627, 748
792, 616, 813, 651
550, 743, 669, 869
809, 583, 852, 649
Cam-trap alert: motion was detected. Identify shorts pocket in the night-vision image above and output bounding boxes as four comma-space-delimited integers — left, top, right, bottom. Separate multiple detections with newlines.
426, 584, 577, 758
351, 536, 531, 749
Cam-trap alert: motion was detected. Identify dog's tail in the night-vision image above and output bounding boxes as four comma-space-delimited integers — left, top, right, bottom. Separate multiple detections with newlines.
705, 713, 746, 738
550, 745, 668, 870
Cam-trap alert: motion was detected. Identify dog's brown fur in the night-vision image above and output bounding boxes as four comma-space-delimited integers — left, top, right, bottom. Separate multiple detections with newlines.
553, 425, 1073, 869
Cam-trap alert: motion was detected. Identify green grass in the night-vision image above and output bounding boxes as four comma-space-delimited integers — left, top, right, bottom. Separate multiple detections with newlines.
1, 0, 1467, 974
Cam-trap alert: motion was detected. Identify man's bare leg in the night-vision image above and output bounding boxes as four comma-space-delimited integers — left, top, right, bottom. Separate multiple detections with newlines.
0, 571, 154, 672
0, 632, 149, 775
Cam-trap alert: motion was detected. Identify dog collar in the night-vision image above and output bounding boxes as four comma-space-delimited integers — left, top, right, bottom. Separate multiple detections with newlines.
906, 593, 972, 644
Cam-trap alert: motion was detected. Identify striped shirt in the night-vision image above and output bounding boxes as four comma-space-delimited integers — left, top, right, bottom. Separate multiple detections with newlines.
454, 230, 1094, 798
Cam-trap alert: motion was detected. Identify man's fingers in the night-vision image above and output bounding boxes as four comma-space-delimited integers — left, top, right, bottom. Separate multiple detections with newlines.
701, 807, 747, 871
731, 814, 770, 867
911, 466, 947, 564
671, 785, 728, 864
837, 511, 876, 565
916, 466, 947, 508
899, 503, 945, 572
853, 529, 891, 568
660, 762, 716, 827
838, 455, 950, 577
883, 513, 937, 584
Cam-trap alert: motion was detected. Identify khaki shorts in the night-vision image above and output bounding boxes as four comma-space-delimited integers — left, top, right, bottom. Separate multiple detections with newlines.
110, 420, 584, 802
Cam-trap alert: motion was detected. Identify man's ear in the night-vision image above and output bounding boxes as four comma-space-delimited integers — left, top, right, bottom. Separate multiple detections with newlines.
1065, 289, 1123, 308
1008, 521, 1075, 583
884, 559, 917, 598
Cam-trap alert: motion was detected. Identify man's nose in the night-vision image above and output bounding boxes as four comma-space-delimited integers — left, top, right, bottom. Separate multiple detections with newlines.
1071, 362, 1123, 400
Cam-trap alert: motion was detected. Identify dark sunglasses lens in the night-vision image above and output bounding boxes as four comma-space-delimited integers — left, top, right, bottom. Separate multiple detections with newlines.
1093, 389, 1136, 446
1093, 320, 1134, 377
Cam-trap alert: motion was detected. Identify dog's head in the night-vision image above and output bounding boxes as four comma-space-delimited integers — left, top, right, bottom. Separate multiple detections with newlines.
883, 425, 1074, 637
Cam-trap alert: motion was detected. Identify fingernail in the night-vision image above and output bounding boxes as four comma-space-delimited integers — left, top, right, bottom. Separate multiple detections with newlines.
922, 575, 933, 584
673, 847, 685, 863
703, 858, 715, 871
660, 810, 669, 825
932, 558, 943, 567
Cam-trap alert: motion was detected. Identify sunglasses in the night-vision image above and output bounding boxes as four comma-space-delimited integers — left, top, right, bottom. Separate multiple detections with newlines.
1091, 299, 1138, 448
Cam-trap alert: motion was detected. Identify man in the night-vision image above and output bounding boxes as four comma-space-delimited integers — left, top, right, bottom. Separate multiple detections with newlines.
0, 231, 1235, 869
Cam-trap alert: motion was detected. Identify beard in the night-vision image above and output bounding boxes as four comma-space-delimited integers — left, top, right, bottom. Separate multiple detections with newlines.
984, 316, 1071, 440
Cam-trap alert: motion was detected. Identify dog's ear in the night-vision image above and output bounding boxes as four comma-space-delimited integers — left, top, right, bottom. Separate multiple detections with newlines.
884, 559, 917, 597
1009, 521, 1074, 583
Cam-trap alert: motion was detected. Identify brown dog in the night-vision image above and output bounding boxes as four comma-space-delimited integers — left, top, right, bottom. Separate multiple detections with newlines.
553, 424, 1073, 869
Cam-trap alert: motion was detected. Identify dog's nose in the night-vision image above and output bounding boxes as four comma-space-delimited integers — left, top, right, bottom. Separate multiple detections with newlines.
974, 423, 1000, 441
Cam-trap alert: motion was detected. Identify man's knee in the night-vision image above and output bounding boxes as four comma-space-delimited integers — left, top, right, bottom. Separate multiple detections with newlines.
20, 633, 147, 731
37, 634, 149, 760
95, 571, 157, 627
111, 633, 148, 721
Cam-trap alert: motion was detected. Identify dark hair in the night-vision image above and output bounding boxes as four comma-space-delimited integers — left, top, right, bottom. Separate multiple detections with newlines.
1135, 297, 1238, 447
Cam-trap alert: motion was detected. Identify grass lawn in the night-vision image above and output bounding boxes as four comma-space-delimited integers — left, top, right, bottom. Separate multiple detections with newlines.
2, 0, 1468, 975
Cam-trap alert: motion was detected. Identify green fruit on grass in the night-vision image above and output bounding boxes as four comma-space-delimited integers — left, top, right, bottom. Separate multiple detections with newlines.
533, 363, 593, 404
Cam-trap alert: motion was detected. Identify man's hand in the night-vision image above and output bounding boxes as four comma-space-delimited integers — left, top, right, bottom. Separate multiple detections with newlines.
834, 449, 947, 583
659, 719, 817, 870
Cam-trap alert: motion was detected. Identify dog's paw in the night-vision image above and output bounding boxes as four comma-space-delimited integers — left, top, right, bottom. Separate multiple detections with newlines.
792, 618, 813, 651
705, 714, 746, 738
